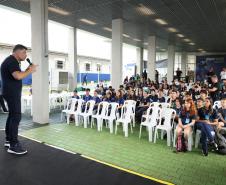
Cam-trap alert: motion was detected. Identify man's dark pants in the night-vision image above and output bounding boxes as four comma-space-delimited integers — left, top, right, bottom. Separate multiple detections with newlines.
3, 95, 21, 146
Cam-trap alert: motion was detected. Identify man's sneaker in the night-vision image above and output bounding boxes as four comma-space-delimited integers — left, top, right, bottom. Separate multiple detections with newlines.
4, 141, 10, 148
7, 143, 27, 155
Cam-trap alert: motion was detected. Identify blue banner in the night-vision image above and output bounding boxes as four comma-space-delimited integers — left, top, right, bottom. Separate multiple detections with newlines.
196, 55, 226, 81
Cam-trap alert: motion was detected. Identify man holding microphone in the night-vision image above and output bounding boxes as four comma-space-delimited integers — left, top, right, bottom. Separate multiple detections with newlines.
1, 44, 37, 155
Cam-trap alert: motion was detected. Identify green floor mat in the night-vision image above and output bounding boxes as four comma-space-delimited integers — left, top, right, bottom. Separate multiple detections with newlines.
21, 123, 226, 185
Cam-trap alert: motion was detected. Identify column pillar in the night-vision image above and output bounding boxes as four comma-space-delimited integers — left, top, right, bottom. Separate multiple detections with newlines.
111, 19, 123, 89
30, 0, 49, 124
167, 45, 175, 83
136, 47, 143, 75
68, 27, 77, 91
181, 52, 187, 79
147, 36, 156, 81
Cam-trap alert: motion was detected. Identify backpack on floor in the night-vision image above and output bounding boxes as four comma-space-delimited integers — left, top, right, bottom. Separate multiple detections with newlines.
215, 129, 226, 155
176, 134, 187, 152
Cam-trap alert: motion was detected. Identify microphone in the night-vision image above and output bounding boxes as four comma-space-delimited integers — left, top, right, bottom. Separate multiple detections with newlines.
26, 58, 32, 65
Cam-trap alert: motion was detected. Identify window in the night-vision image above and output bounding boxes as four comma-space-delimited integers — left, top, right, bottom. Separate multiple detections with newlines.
187, 55, 196, 71
56, 60, 64, 69
97, 64, 101, 72
174, 54, 181, 73
59, 72, 68, 84
85, 63, 91, 71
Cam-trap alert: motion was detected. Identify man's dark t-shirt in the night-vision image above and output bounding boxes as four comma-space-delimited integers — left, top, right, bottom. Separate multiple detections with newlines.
209, 82, 221, 101
1, 55, 22, 97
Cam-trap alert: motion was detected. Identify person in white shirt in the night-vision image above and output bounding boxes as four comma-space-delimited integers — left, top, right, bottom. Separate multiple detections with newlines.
220, 67, 226, 81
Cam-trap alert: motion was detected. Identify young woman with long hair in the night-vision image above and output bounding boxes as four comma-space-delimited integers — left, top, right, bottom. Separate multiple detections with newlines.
176, 98, 197, 151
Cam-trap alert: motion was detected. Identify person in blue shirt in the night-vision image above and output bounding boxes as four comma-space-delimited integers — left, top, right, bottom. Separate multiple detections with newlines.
102, 91, 115, 103
92, 90, 101, 112
72, 89, 80, 99
196, 97, 219, 156
83, 88, 93, 102
149, 89, 158, 102
157, 89, 165, 103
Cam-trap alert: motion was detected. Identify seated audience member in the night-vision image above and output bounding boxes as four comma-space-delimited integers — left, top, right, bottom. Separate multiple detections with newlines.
157, 89, 165, 103
102, 91, 115, 103
127, 89, 137, 101
196, 97, 219, 156
92, 90, 101, 112
135, 89, 150, 122
72, 89, 80, 99
196, 98, 204, 109
209, 75, 221, 102
83, 88, 93, 102
221, 78, 226, 98
174, 98, 182, 119
149, 89, 158, 102
200, 90, 208, 101
175, 98, 197, 152
217, 98, 226, 129
136, 88, 143, 107
168, 90, 178, 109
115, 89, 125, 116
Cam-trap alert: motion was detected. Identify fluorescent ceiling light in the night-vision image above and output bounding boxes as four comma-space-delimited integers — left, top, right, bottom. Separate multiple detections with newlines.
189, 42, 195, 45
103, 27, 112, 32
123, 34, 130, 38
198, 48, 203, 51
176, 33, 184, 38
80, 19, 96, 25
156, 46, 160, 49
183, 38, 191, 42
168, 27, 178, 32
143, 42, 148, 45
136, 4, 155, 15
160, 49, 166, 51
48, 6, 70, 16
133, 38, 141, 42
155, 18, 168, 25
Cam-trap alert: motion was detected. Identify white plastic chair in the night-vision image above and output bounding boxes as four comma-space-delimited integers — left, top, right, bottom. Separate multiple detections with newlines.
102, 102, 119, 133
73, 99, 85, 126
115, 105, 134, 137
160, 103, 170, 109
154, 108, 176, 146
213, 101, 222, 110
61, 98, 78, 124
124, 100, 136, 127
79, 100, 96, 128
91, 101, 109, 131
139, 106, 162, 142
141, 102, 161, 120
195, 129, 201, 148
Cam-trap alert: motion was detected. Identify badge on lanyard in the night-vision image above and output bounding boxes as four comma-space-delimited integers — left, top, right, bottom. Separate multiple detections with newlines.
205, 114, 209, 120
185, 118, 190, 124
185, 113, 190, 124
